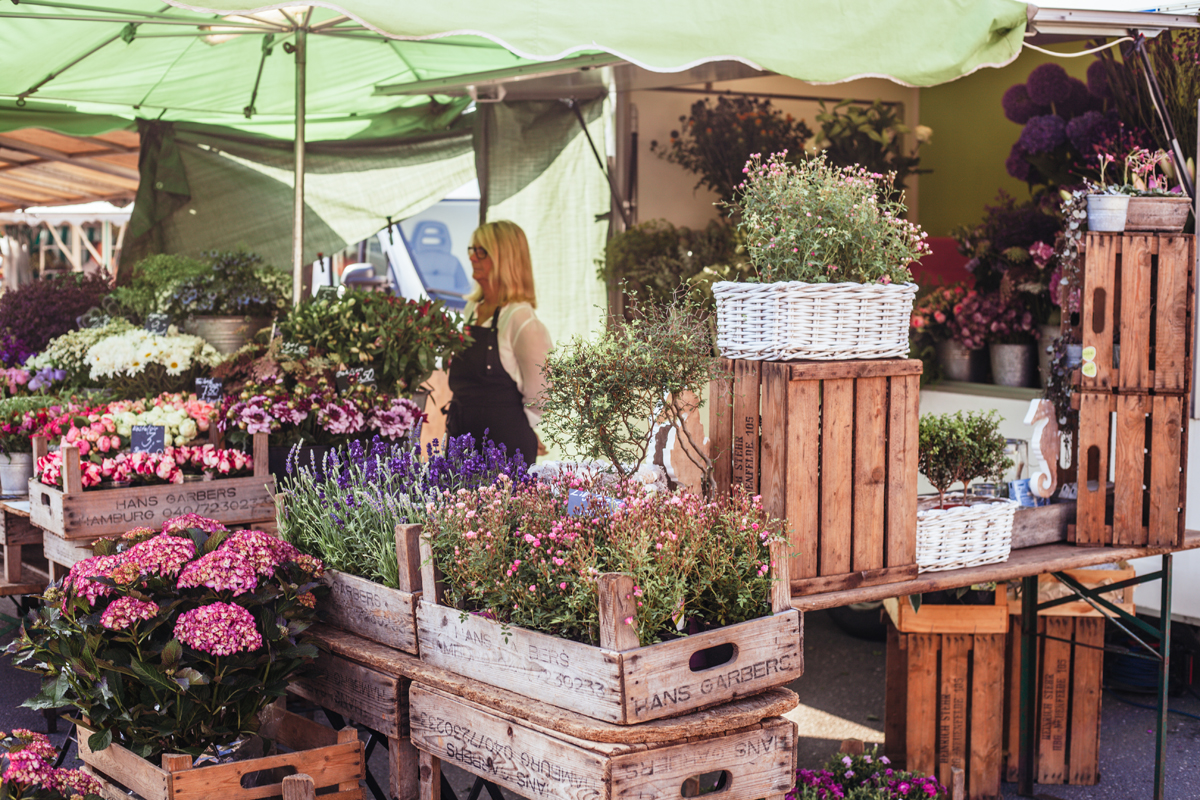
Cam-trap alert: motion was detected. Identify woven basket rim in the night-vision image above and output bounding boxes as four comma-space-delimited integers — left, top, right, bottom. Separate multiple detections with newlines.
916, 494, 1019, 518
712, 279, 919, 290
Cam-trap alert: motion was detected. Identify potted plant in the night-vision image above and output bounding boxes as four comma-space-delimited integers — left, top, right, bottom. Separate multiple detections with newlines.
0, 729, 103, 799
11, 516, 323, 759
0, 271, 112, 357
1085, 152, 1133, 232
916, 410, 1018, 572
163, 250, 291, 354
714, 152, 926, 360
953, 291, 1039, 387
1124, 146, 1192, 231
910, 283, 985, 382
0, 398, 60, 495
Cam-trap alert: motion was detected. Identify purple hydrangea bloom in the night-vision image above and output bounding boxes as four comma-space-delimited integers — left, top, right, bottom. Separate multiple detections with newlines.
1001, 83, 1047, 124
1057, 77, 1096, 119
1026, 62, 1073, 105
1087, 59, 1110, 99
1006, 141, 1032, 181
1018, 114, 1067, 154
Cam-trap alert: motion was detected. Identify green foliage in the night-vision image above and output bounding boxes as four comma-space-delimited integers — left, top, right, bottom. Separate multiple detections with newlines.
814, 99, 930, 199
648, 95, 813, 208
107, 254, 209, 323
597, 220, 751, 308
539, 299, 722, 489
729, 152, 928, 285
278, 294, 469, 395
160, 250, 291, 319
917, 410, 1013, 506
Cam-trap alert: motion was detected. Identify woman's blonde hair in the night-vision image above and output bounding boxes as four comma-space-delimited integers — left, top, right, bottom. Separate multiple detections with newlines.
468, 220, 536, 307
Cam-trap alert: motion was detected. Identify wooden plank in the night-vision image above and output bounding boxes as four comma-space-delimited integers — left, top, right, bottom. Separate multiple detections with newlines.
1037, 617, 1073, 785
170, 742, 362, 800
288, 651, 404, 739
1149, 395, 1184, 547
1154, 235, 1191, 393
906, 634, 938, 777
62, 445, 82, 495
409, 683, 608, 800
709, 360, 734, 496
1003, 617, 1022, 783
3, 544, 20, 583
608, 718, 795, 799
759, 362, 789, 524
1113, 394, 1149, 546
938, 634, 970, 790
0, 509, 42, 546
731, 360, 761, 496
418, 751, 440, 800
390, 736, 420, 800
395, 523, 424, 594
77, 725, 170, 800
282, 775, 315, 800
769, 541, 791, 614
1069, 617, 1104, 785
621, 610, 802, 723
884, 625, 908, 768
42, 530, 93, 570
319, 570, 419, 654
788, 378, 820, 581
1010, 504, 1074, 550
887, 374, 918, 569
791, 564, 918, 596
789, 359, 923, 381
853, 377, 887, 572
891, 600, 1008, 635
821, 378, 854, 577
415, 600, 626, 723
969, 634, 1004, 800
597, 573, 640, 652
1081, 233, 1118, 391
1119, 234, 1153, 391
1075, 393, 1111, 547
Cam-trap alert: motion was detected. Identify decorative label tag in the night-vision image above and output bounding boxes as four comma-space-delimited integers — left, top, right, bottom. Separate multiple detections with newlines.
144, 313, 171, 335
131, 425, 166, 454
77, 308, 111, 329
194, 377, 224, 403
315, 286, 339, 301
279, 341, 310, 359
1081, 345, 1098, 378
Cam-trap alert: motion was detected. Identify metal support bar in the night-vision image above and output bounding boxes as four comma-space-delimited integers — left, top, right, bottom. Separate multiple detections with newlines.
1155, 553, 1173, 800
1050, 570, 1164, 647
568, 99, 631, 228
1017, 574, 1038, 797
291, 26, 306, 306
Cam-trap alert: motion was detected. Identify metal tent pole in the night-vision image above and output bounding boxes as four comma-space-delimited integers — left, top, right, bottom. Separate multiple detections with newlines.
1017, 574, 1038, 797
292, 27, 307, 306
1154, 554, 1173, 800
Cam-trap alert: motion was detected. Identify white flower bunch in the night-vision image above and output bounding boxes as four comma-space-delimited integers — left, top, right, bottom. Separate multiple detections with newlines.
87, 330, 221, 380
112, 406, 200, 447
28, 319, 135, 375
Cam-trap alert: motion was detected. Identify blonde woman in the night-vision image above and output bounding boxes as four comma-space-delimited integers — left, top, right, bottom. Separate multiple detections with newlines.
445, 220, 552, 463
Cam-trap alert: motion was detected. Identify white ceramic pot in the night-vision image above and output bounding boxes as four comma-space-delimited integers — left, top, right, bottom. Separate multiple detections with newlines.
1085, 194, 1130, 233
0, 452, 33, 496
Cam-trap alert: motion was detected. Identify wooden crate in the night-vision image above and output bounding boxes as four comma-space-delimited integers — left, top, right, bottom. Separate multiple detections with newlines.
0, 500, 48, 593
709, 359, 921, 596
409, 682, 796, 800
1070, 391, 1187, 547
415, 532, 802, 725
29, 433, 276, 540
1077, 233, 1194, 395
885, 627, 1006, 800
42, 527, 94, 583
77, 702, 364, 800
884, 587, 1009, 635
289, 650, 419, 800
1010, 503, 1074, 550
1003, 615, 1105, 786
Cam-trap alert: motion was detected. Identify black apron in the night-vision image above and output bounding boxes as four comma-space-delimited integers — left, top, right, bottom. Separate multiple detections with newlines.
445, 306, 538, 464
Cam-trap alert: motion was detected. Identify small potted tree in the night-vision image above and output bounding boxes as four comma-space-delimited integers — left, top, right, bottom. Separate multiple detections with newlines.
916, 410, 1018, 572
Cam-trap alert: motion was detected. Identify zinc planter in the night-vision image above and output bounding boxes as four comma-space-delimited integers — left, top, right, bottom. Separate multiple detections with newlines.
1125, 195, 1192, 232
936, 338, 987, 383
183, 315, 272, 354
713, 280, 918, 361
1085, 194, 1130, 232
990, 342, 1036, 388
0, 452, 33, 496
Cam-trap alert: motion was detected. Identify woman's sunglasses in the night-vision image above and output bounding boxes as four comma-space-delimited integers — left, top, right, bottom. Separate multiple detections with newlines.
467, 246, 489, 259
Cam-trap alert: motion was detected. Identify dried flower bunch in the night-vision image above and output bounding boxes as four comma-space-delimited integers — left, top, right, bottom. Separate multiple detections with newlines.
729, 152, 928, 285
12, 515, 323, 759
0, 728, 101, 800
425, 476, 785, 646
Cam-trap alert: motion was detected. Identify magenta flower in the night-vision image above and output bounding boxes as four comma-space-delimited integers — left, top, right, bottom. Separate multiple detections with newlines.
219, 530, 299, 576
123, 533, 197, 578
162, 514, 227, 535
177, 549, 259, 596
63, 553, 127, 606
100, 596, 159, 630
174, 602, 263, 656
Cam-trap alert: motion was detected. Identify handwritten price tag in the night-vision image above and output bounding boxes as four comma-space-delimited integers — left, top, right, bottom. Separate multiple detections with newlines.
194, 377, 224, 403
131, 425, 166, 454
144, 314, 171, 335
335, 366, 377, 393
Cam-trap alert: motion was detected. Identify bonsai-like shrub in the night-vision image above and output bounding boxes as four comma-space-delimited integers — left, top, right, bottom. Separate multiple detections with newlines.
918, 410, 1013, 508
0, 272, 112, 355
107, 253, 209, 323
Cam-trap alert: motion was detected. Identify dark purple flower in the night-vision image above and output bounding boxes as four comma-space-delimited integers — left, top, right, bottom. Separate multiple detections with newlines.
1087, 59, 1110, 98
1057, 77, 1096, 119
1001, 83, 1047, 124
1018, 114, 1067, 154
1066, 110, 1119, 158
1006, 141, 1032, 181
0, 273, 111, 355
1026, 62, 1073, 105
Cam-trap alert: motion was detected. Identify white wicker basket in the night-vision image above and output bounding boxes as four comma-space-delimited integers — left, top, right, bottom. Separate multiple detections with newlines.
712, 280, 918, 361
915, 495, 1019, 573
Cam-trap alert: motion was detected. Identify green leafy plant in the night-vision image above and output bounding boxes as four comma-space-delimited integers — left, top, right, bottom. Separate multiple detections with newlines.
277, 294, 468, 395
539, 298, 722, 493
729, 152, 928, 285
649, 95, 813, 208
11, 517, 323, 760
107, 254, 209, 323
814, 99, 931, 198
917, 410, 1013, 508
161, 250, 290, 320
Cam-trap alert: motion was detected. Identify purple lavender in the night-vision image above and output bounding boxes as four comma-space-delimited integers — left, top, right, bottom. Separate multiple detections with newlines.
1026, 62, 1073, 105
1018, 114, 1067, 154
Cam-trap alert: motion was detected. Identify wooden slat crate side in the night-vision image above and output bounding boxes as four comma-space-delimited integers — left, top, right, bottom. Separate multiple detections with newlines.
1154, 235, 1192, 393
1074, 393, 1112, 546
1002, 621, 1022, 784
1149, 394, 1184, 547
319, 569, 419, 654
759, 362, 790, 526
853, 376, 888, 573
969, 634, 1005, 800
42, 529, 93, 571
905, 634, 939, 777
885, 625, 908, 768
787, 378, 821, 581
820, 378, 855, 578
1118, 235, 1154, 392
1113, 394, 1150, 546
887, 592, 1009, 636
886, 373, 919, 570
1068, 617, 1103, 785
608, 718, 796, 799
415, 601, 626, 724
77, 727, 170, 800
621, 610, 803, 723
937, 634, 970, 790
1010, 503, 1074, 550
0, 509, 42, 546
710, 360, 734, 497
731, 360, 761, 497
788, 359, 924, 381
288, 650, 406, 739
1081, 233, 1119, 392
1037, 616, 1073, 785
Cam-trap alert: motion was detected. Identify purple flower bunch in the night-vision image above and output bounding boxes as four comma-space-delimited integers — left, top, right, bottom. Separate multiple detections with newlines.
0, 333, 34, 369
12, 515, 324, 759
953, 291, 1037, 349
0, 272, 111, 356
788, 749, 947, 800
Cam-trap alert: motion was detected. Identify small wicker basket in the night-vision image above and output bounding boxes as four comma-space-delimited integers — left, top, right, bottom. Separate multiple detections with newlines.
915, 494, 1019, 573
712, 280, 918, 361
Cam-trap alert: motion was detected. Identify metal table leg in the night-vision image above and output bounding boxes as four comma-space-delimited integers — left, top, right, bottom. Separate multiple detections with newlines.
1154, 553, 1173, 800
1017, 574, 1038, 797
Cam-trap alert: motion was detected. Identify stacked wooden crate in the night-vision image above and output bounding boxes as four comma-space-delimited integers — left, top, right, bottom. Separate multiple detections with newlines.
710, 358, 921, 595
1070, 233, 1194, 547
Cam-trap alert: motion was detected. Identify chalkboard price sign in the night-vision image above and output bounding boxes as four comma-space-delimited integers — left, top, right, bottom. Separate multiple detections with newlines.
76, 308, 111, 329
279, 341, 310, 359
131, 425, 166, 454
194, 377, 224, 403
144, 314, 171, 335
315, 285, 339, 300
335, 366, 377, 393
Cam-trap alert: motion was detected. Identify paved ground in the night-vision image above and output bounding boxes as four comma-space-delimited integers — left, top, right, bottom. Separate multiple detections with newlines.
1, 598, 1198, 799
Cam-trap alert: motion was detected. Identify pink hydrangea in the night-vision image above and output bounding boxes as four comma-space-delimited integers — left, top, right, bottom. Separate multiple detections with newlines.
219, 530, 299, 576
293, 553, 325, 577
123, 533, 196, 578
3, 748, 54, 788
50, 766, 102, 797
177, 549, 259, 596
9, 730, 56, 762
100, 596, 159, 630
162, 514, 227, 535
63, 553, 127, 606
174, 602, 263, 656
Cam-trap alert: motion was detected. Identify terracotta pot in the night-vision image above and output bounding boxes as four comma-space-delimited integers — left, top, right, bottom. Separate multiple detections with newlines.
1124, 195, 1191, 232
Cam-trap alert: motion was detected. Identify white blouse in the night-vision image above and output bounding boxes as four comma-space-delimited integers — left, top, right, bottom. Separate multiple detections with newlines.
464, 301, 553, 429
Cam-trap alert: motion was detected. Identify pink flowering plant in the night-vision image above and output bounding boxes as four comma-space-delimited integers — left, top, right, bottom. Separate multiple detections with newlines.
952, 291, 1038, 350
789, 746, 947, 799
0, 728, 102, 800
35, 445, 251, 489
727, 151, 928, 285
10, 515, 323, 760
909, 284, 971, 342
425, 474, 786, 646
